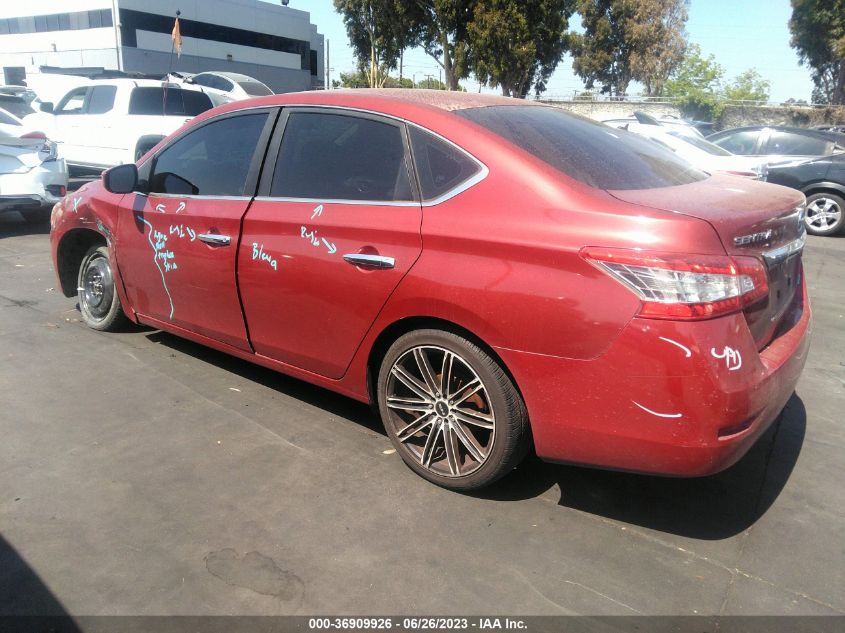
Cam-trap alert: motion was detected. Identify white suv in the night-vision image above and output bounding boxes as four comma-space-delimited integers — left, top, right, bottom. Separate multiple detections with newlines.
24, 79, 216, 172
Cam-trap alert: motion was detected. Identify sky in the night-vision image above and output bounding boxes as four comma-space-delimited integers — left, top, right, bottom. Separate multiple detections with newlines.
297, 0, 815, 103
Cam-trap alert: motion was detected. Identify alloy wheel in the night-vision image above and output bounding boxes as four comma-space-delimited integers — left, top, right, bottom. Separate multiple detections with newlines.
806, 196, 842, 232
385, 345, 495, 478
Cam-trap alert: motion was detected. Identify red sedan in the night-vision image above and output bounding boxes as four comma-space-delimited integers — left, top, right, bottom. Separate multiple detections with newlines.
50, 90, 811, 490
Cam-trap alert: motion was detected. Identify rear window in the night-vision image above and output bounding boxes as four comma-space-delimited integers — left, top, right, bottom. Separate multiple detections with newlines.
128, 87, 213, 116
0, 95, 34, 118
239, 81, 273, 97
455, 105, 707, 190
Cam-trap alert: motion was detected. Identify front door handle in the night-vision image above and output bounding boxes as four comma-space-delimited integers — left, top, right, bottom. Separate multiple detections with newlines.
198, 233, 231, 246
343, 253, 395, 269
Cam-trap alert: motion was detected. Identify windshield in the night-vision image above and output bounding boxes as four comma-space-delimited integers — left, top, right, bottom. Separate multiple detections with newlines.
667, 130, 733, 156
456, 105, 707, 190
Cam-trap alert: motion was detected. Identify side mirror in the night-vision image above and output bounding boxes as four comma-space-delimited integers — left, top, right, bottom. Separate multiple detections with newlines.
102, 164, 138, 194
39, 101, 54, 113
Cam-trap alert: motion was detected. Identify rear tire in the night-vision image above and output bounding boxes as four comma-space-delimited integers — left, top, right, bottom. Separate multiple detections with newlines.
377, 329, 529, 491
805, 192, 845, 236
78, 245, 128, 332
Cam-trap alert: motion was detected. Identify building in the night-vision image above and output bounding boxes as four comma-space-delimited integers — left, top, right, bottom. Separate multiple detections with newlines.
0, 0, 324, 93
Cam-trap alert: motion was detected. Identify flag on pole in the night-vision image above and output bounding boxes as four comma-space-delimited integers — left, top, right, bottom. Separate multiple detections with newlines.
171, 16, 182, 58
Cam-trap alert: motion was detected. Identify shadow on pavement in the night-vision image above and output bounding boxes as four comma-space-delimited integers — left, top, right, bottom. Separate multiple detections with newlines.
144, 330, 805, 540
0, 535, 80, 628
0, 213, 50, 238
482, 394, 807, 540
145, 330, 384, 436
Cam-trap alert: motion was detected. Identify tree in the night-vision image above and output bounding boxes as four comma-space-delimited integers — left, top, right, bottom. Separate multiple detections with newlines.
663, 44, 725, 119
334, 0, 406, 87
468, 0, 576, 98
571, 0, 689, 97
789, 0, 845, 104
401, 0, 475, 91
628, 0, 689, 96
336, 70, 415, 88
723, 69, 771, 103
416, 76, 448, 90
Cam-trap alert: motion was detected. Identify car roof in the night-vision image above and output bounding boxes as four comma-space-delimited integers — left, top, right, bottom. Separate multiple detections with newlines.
214, 88, 539, 114
195, 71, 265, 83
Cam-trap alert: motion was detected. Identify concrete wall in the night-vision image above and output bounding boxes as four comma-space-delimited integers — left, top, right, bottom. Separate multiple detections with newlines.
538, 100, 683, 121
716, 104, 845, 131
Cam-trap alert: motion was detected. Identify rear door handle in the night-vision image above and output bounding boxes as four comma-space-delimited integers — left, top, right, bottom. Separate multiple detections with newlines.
198, 233, 231, 246
342, 253, 395, 269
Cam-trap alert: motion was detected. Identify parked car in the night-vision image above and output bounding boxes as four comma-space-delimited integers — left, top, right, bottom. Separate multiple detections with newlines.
24, 79, 216, 172
186, 71, 274, 101
51, 90, 811, 490
601, 112, 706, 140
763, 152, 845, 236
0, 128, 67, 223
0, 91, 36, 119
812, 124, 845, 134
707, 125, 845, 163
604, 119, 765, 177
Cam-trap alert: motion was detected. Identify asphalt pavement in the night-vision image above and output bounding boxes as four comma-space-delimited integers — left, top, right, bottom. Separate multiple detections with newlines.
0, 209, 843, 617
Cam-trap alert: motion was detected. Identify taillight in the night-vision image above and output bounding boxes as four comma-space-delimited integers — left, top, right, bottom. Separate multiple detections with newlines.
581, 247, 769, 320
20, 131, 47, 140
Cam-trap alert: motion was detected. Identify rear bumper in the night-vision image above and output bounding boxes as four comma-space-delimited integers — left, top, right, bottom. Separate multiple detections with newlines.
0, 160, 68, 212
496, 276, 812, 477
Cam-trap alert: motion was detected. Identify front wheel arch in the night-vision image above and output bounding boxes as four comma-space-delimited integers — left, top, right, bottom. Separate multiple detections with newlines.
57, 229, 107, 297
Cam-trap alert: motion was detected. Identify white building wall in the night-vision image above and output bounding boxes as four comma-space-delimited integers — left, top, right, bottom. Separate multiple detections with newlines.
0, 0, 325, 92
0, 1, 117, 76
1, 0, 111, 19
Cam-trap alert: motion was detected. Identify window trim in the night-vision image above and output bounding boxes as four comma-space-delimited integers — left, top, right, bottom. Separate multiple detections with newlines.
138, 106, 280, 199
257, 105, 488, 207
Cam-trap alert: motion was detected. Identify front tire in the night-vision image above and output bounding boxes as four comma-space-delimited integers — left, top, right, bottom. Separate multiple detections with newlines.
78, 245, 128, 331
377, 329, 529, 490
805, 192, 845, 236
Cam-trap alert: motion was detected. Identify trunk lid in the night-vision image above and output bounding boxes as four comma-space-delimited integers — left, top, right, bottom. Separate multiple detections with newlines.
608, 175, 806, 349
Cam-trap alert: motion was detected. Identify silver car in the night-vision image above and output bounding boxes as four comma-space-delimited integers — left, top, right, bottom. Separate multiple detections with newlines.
0, 111, 68, 223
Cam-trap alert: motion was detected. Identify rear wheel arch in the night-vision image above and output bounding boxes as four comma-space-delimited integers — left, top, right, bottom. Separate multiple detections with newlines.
57, 229, 107, 297
365, 316, 526, 416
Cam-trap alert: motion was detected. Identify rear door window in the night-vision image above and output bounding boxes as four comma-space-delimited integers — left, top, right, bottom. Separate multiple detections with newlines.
87, 85, 117, 114
129, 87, 213, 116
149, 113, 268, 196
766, 131, 830, 156
409, 127, 482, 201
271, 111, 414, 202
